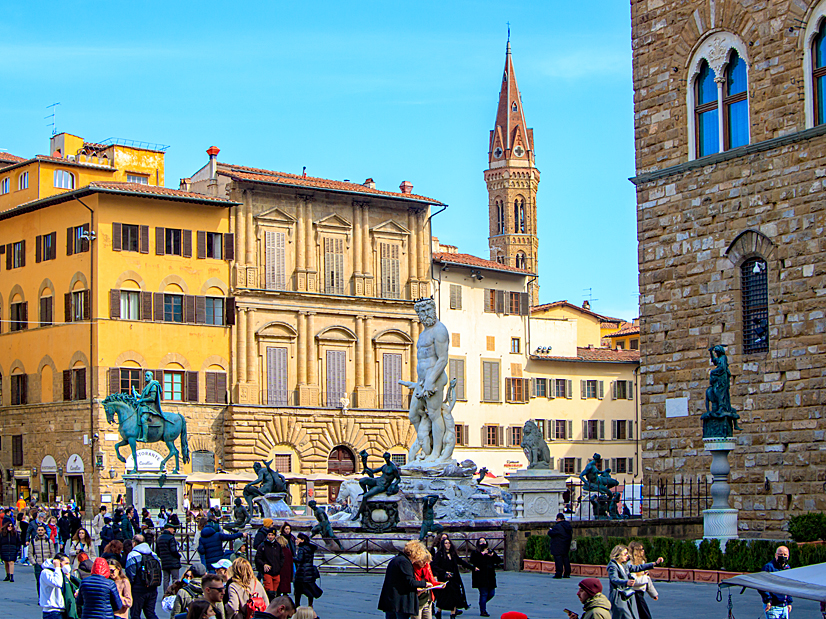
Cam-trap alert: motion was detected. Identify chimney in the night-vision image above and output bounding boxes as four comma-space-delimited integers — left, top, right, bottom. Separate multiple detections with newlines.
206, 146, 220, 196
582, 300, 590, 310
363, 178, 376, 189
179, 177, 191, 192
399, 180, 413, 194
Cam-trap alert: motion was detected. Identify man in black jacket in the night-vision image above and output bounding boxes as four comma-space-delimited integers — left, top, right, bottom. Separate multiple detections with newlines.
378, 541, 428, 619
156, 521, 182, 591
548, 512, 573, 579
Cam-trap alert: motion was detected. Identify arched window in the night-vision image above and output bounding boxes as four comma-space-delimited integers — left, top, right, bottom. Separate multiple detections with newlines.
741, 258, 768, 353
515, 252, 527, 269
724, 52, 748, 149
813, 20, 826, 125
514, 198, 525, 233
695, 60, 719, 157
54, 170, 75, 189
327, 446, 356, 475
496, 201, 505, 235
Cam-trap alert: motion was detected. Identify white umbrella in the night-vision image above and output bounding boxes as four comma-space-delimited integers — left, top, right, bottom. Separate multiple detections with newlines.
720, 562, 826, 603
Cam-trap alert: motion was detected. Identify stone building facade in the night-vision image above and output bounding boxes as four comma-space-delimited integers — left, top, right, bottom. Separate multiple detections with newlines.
631, 0, 826, 534
188, 153, 443, 501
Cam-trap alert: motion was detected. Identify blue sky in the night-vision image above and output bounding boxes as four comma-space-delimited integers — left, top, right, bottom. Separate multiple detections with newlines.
0, 1, 637, 320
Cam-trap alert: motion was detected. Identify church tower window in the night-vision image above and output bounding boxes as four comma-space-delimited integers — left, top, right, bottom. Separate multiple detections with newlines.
515, 252, 527, 269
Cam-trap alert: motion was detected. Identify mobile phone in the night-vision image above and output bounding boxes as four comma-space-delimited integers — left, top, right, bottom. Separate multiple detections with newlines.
563, 610, 575, 615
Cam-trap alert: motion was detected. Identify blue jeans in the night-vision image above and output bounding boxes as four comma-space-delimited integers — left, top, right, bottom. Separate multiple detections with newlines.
766, 607, 790, 619
43, 612, 64, 619
479, 587, 496, 614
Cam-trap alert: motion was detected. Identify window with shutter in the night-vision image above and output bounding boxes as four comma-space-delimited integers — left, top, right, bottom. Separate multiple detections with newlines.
519, 292, 530, 315
380, 243, 400, 299
267, 347, 289, 406
119, 368, 141, 395
566, 379, 573, 399
627, 380, 634, 400
163, 371, 183, 401
205, 232, 223, 259
628, 420, 634, 439
382, 353, 403, 409
186, 371, 199, 402
449, 358, 465, 400
482, 361, 499, 402
40, 296, 53, 327
140, 225, 149, 254
265, 231, 286, 290
197, 231, 207, 259
449, 284, 462, 310
205, 372, 227, 404
324, 237, 345, 294
598, 380, 604, 400
495, 289, 505, 314
73, 368, 86, 400
599, 419, 605, 440
224, 233, 235, 261
141, 292, 152, 321
483, 289, 494, 313
11, 374, 27, 405
205, 297, 224, 325
120, 291, 139, 320
184, 295, 196, 323
325, 349, 347, 407
12, 435, 23, 466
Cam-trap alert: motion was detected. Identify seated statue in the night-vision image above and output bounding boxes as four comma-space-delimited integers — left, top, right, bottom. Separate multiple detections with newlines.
225, 498, 250, 531
579, 453, 620, 495
351, 451, 401, 520
243, 460, 288, 517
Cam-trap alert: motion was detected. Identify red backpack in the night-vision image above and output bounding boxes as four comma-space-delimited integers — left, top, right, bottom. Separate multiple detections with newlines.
243, 592, 267, 619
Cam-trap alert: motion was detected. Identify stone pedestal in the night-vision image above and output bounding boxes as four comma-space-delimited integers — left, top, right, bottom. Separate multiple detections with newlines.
360, 495, 401, 533
398, 472, 501, 522
505, 469, 568, 522
123, 473, 186, 515
252, 493, 294, 520
703, 437, 738, 541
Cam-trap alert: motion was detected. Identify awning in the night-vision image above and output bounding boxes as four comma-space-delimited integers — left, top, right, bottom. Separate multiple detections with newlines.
720, 562, 826, 603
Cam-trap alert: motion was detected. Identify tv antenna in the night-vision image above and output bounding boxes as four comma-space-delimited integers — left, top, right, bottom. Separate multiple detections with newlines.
583, 287, 599, 304
45, 102, 61, 136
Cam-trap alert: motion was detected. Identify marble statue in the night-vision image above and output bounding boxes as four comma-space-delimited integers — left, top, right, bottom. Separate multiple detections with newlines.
701, 345, 741, 438
418, 494, 444, 541
102, 370, 191, 474
225, 497, 250, 531
351, 452, 401, 520
242, 460, 288, 518
308, 499, 342, 549
399, 297, 461, 465
520, 420, 551, 469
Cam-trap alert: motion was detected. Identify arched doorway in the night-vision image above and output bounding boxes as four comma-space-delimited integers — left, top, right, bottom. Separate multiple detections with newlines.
327, 446, 356, 503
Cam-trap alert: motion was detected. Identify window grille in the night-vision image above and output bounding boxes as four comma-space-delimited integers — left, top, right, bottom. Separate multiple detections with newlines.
741, 258, 769, 353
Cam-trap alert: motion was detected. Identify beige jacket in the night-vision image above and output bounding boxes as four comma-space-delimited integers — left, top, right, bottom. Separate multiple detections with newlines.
114, 577, 132, 619
226, 578, 268, 619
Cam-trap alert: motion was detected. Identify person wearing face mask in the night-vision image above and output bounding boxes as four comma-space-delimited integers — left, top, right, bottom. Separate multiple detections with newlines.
468, 538, 501, 618
759, 546, 792, 619
39, 554, 67, 619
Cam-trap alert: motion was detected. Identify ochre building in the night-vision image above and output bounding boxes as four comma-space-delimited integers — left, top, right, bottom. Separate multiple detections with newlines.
631, 0, 826, 534
187, 151, 444, 501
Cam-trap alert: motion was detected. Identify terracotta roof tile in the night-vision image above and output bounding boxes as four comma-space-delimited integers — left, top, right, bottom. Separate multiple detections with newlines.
217, 162, 443, 204
0, 153, 27, 164
607, 324, 640, 338
433, 252, 534, 275
531, 346, 639, 363
531, 300, 623, 322
87, 182, 237, 203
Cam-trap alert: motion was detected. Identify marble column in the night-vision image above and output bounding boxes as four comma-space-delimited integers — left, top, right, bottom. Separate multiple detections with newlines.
355, 316, 364, 388
297, 312, 306, 385
306, 312, 316, 385
364, 317, 374, 387
246, 308, 256, 383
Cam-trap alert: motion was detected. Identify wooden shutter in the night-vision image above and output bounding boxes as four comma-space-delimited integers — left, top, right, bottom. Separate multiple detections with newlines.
548, 378, 555, 399
154, 370, 165, 400
580, 380, 586, 399
153, 293, 164, 322
567, 420, 573, 440
215, 372, 227, 403
498, 426, 505, 447
267, 347, 288, 406
530, 377, 536, 398
67, 227, 74, 256
628, 420, 634, 439
64, 293, 73, 323
599, 420, 605, 440
5, 244, 11, 270
109, 368, 120, 395
140, 292, 152, 321
182, 229, 192, 258
63, 370, 73, 401
547, 418, 555, 441
206, 372, 216, 403
382, 353, 402, 408
80, 225, 89, 253
186, 371, 199, 402
155, 227, 165, 255
197, 231, 207, 259
76, 368, 86, 400
611, 381, 617, 400
627, 380, 634, 400
326, 349, 346, 407
184, 295, 196, 323
112, 223, 122, 251
380, 243, 400, 299
83, 290, 91, 321
449, 358, 465, 400
598, 381, 604, 400
49, 232, 57, 260
110, 289, 121, 319
265, 231, 286, 290
225, 297, 236, 326
139, 225, 149, 254
35, 235, 42, 263
483, 289, 492, 313
495, 289, 505, 314
611, 420, 617, 440
224, 233, 234, 261
195, 296, 206, 324
582, 420, 587, 440
566, 379, 573, 399
40, 297, 49, 326
520, 292, 530, 315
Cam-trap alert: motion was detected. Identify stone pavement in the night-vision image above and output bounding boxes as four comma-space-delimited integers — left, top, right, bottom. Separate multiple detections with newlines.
3, 564, 819, 618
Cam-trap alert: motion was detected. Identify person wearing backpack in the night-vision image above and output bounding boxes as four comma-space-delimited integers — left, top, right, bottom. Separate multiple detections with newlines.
171, 563, 206, 617
226, 557, 268, 619
125, 534, 162, 619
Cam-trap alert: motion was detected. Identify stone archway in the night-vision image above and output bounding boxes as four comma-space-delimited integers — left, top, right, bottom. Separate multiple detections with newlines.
327, 446, 357, 503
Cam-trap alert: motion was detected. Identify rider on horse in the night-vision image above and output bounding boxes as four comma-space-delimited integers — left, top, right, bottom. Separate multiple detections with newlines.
134, 370, 179, 442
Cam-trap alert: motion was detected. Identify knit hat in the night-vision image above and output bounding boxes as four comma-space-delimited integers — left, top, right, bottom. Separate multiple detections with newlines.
92, 558, 111, 578
189, 562, 207, 577
501, 613, 528, 619
578, 578, 603, 597
262, 518, 274, 528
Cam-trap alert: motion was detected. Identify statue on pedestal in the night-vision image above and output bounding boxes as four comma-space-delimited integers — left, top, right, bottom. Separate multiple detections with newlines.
418, 494, 444, 541
701, 345, 741, 438
242, 460, 288, 520
351, 451, 401, 520
225, 498, 250, 531
520, 420, 551, 469
308, 500, 342, 549
103, 370, 191, 474
579, 454, 624, 520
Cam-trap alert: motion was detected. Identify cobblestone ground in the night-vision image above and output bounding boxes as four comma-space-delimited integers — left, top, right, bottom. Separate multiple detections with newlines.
3, 565, 819, 618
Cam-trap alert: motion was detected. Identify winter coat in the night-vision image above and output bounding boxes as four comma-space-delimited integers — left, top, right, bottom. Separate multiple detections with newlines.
91, 513, 107, 541
119, 515, 134, 541
171, 578, 203, 617
39, 563, 66, 613
124, 543, 161, 593
293, 542, 318, 584
607, 559, 655, 619
113, 577, 132, 619
469, 548, 502, 590
0, 529, 22, 561
251, 527, 271, 555
76, 573, 123, 619
377, 553, 426, 616
548, 519, 573, 556
69, 540, 98, 571
255, 538, 284, 579
63, 573, 80, 619
282, 533, 297, 559
98, 526, 114, 553
155, 530, 182, 570
277, 543, 293, 593
415, 562, 439, 606
582, 592, 612, 619
226, 578, 268, 619
431, 550, 470, 611
198, 526, 242, 570
27, 516, 48, 544
58, 515, 73, 542
760, 559, 793, 607
31, 534, 57, 565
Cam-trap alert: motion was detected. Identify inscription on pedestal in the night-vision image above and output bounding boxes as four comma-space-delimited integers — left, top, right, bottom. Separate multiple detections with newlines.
145, 487, 178, 510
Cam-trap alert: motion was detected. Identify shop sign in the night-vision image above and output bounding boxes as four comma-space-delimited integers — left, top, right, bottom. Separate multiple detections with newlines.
41, 456, 57, 474
504, 460, 523, 469
66, 454, 85, 474
14, 469, 31, 478
124, 449, 163, 472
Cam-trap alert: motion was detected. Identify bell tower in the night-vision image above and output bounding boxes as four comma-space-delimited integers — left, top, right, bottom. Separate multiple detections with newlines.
485, 39, 540, 304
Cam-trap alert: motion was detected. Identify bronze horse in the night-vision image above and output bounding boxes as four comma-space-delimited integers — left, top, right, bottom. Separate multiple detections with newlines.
103, 393, 190, 474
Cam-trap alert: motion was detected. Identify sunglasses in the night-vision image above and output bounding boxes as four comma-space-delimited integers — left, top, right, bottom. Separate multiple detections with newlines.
205, 586, 225, 593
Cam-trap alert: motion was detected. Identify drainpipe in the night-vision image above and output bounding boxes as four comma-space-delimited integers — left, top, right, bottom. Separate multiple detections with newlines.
75, 197, 96, 512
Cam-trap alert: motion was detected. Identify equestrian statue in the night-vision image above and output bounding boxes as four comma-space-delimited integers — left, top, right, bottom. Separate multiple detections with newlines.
102, 370, 190, 474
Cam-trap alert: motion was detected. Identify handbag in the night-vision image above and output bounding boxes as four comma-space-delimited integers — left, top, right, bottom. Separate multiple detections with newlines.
618, 587, 635, 601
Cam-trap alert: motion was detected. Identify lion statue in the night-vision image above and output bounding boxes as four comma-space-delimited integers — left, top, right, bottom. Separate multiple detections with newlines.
520, 420, 551, 469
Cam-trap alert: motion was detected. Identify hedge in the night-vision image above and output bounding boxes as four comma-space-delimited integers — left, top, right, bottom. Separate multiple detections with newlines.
525, 535, 826, 570
787, 513, 826, 542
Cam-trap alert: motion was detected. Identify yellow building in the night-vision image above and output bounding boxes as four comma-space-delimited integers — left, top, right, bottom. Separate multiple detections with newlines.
604, 322, 640, 351
0, 134, 235, 510
186, 151, 444, 502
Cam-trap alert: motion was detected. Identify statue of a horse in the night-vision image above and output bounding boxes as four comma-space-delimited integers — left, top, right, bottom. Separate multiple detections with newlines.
329, 479, 364, 522
102, 393, 190, 474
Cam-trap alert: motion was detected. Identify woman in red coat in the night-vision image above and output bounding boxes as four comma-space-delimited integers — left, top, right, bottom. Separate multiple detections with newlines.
276, 534, 293, 595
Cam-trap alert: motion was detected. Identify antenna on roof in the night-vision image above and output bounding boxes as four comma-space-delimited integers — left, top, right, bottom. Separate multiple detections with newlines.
507, 21, 511, 43
45, 102, 61, 136
302, 166, 307, 178
582, 287, 599, 304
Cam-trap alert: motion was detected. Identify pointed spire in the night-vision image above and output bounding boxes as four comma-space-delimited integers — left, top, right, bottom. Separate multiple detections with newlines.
489, 38, 533, 166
